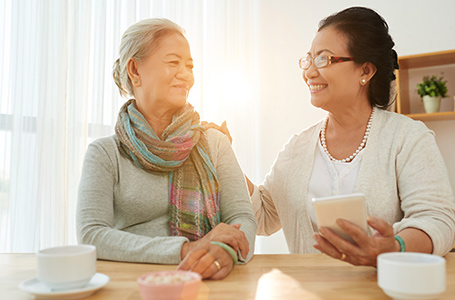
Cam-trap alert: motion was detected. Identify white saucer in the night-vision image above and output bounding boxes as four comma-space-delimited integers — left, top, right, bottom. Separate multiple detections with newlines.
18, 273, 110, 300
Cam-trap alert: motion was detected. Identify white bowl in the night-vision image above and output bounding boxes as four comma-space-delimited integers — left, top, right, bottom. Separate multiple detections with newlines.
377, 252, 446, 300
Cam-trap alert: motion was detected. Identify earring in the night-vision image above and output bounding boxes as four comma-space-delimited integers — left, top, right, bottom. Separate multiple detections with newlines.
361, 78, 366, 85
134, 79, 138, 83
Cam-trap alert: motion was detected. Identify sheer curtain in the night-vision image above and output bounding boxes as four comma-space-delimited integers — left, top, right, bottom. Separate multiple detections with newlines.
0, 0, 260, 252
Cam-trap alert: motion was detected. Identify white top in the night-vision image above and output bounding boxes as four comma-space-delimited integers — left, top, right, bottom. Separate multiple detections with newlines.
251, 108, 455, 256
307, 140, 364, 228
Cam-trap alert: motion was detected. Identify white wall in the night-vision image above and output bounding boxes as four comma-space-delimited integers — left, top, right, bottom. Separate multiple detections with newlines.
253, 0, 455, 254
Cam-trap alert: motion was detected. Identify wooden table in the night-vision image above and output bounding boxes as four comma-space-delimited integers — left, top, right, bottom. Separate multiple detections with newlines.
1, 253, 454, 299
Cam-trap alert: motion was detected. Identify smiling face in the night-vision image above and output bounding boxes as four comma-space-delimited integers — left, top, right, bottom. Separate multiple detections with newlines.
303, 26, 364, 111
133, 32, 194, 117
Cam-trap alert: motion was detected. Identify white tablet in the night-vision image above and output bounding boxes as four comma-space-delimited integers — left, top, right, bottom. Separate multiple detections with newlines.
312, 193, 370, 244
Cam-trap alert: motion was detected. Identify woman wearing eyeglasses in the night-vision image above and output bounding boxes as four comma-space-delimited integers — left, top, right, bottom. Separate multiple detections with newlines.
206, 7, 455, 267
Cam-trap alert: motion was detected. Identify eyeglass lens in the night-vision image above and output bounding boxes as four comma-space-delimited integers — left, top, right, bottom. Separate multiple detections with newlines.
300, 56, 329, 69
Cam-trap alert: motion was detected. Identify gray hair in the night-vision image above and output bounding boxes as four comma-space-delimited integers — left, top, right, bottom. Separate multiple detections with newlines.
113, 18, 186, 98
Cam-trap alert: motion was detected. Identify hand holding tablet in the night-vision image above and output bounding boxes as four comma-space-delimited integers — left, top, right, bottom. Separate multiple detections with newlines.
312, 193, 371, 244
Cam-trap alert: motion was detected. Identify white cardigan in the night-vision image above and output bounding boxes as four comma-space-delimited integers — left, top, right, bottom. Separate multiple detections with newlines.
252, 108, 455, 256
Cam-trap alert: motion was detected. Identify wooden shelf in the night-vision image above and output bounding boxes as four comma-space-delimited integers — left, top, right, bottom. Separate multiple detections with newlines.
405, 111, 455, 121
398, 50, 455, 69
396, 50, 455, 122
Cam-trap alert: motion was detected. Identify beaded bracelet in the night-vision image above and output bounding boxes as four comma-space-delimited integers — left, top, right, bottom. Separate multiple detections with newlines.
210, 241, 238, 266
395, 235, 406, 252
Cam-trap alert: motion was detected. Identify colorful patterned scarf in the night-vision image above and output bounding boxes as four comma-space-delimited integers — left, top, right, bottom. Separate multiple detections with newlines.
115, 99, 220, 241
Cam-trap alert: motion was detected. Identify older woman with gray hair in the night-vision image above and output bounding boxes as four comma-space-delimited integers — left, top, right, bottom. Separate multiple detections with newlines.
76, 18, 256, 280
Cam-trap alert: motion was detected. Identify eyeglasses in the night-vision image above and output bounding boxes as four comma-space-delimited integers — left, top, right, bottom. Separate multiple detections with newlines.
299, 55, 354, 70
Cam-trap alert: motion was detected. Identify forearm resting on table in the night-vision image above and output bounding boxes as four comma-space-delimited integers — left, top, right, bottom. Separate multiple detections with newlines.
397, 228, 433, 254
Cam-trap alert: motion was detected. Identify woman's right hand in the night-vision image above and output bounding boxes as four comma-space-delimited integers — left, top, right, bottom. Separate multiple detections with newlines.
313, 216, 399, 267
180, 223, 249, 260
201, 120, 232, 144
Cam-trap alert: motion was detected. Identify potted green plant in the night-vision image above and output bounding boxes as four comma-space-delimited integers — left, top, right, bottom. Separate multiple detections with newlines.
416, 75, 448, 113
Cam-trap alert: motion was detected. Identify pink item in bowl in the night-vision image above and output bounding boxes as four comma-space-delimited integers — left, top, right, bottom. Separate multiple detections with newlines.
137, 271, 202, 300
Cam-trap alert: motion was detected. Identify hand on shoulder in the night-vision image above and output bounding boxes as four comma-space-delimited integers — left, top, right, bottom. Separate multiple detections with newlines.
201, 120, 232, 144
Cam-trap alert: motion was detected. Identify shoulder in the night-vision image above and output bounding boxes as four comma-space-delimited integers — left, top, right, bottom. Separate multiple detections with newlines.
376, 109, 433, 137
205, 128, 231, 150
269, 121, 322, 169
205, 127, 229, 142
377, 109, 430, 131
372, 109, 436, 153
85, 135, 120, 158
88, 134, 118, 149
282, 121, 322, 151
90, 134, 118, 146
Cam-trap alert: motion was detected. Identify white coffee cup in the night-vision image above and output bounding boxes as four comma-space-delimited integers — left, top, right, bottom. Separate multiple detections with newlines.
37, 244, 96, 290
377, 252, 446, 300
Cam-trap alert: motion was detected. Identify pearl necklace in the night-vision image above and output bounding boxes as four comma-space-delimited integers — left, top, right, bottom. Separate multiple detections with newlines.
320, 109, 374, 163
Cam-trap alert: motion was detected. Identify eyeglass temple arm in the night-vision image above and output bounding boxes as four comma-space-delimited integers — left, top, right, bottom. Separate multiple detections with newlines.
329, 56, 354, 63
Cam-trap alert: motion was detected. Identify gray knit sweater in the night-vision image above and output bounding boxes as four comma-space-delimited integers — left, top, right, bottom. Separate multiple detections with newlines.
252, 108, 455, 256
77, 129, 256, 264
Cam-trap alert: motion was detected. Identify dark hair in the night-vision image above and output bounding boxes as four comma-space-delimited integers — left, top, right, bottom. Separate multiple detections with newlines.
318, 7, 399, 109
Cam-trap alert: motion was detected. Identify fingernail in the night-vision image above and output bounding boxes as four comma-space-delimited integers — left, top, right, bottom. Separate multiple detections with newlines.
319, 228, 327, 235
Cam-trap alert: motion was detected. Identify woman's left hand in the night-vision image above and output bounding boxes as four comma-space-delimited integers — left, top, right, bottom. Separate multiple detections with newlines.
313, 216, 399, 267
177, 242, 234, 280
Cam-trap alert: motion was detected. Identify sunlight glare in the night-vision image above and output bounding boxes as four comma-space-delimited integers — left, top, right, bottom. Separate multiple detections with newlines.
205, 70, 251, 109
223, 71, 251, 105
254, 269, 322, 300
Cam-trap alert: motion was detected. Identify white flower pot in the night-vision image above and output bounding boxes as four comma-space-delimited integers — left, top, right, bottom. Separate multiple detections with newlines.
422, 95, 441, 113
